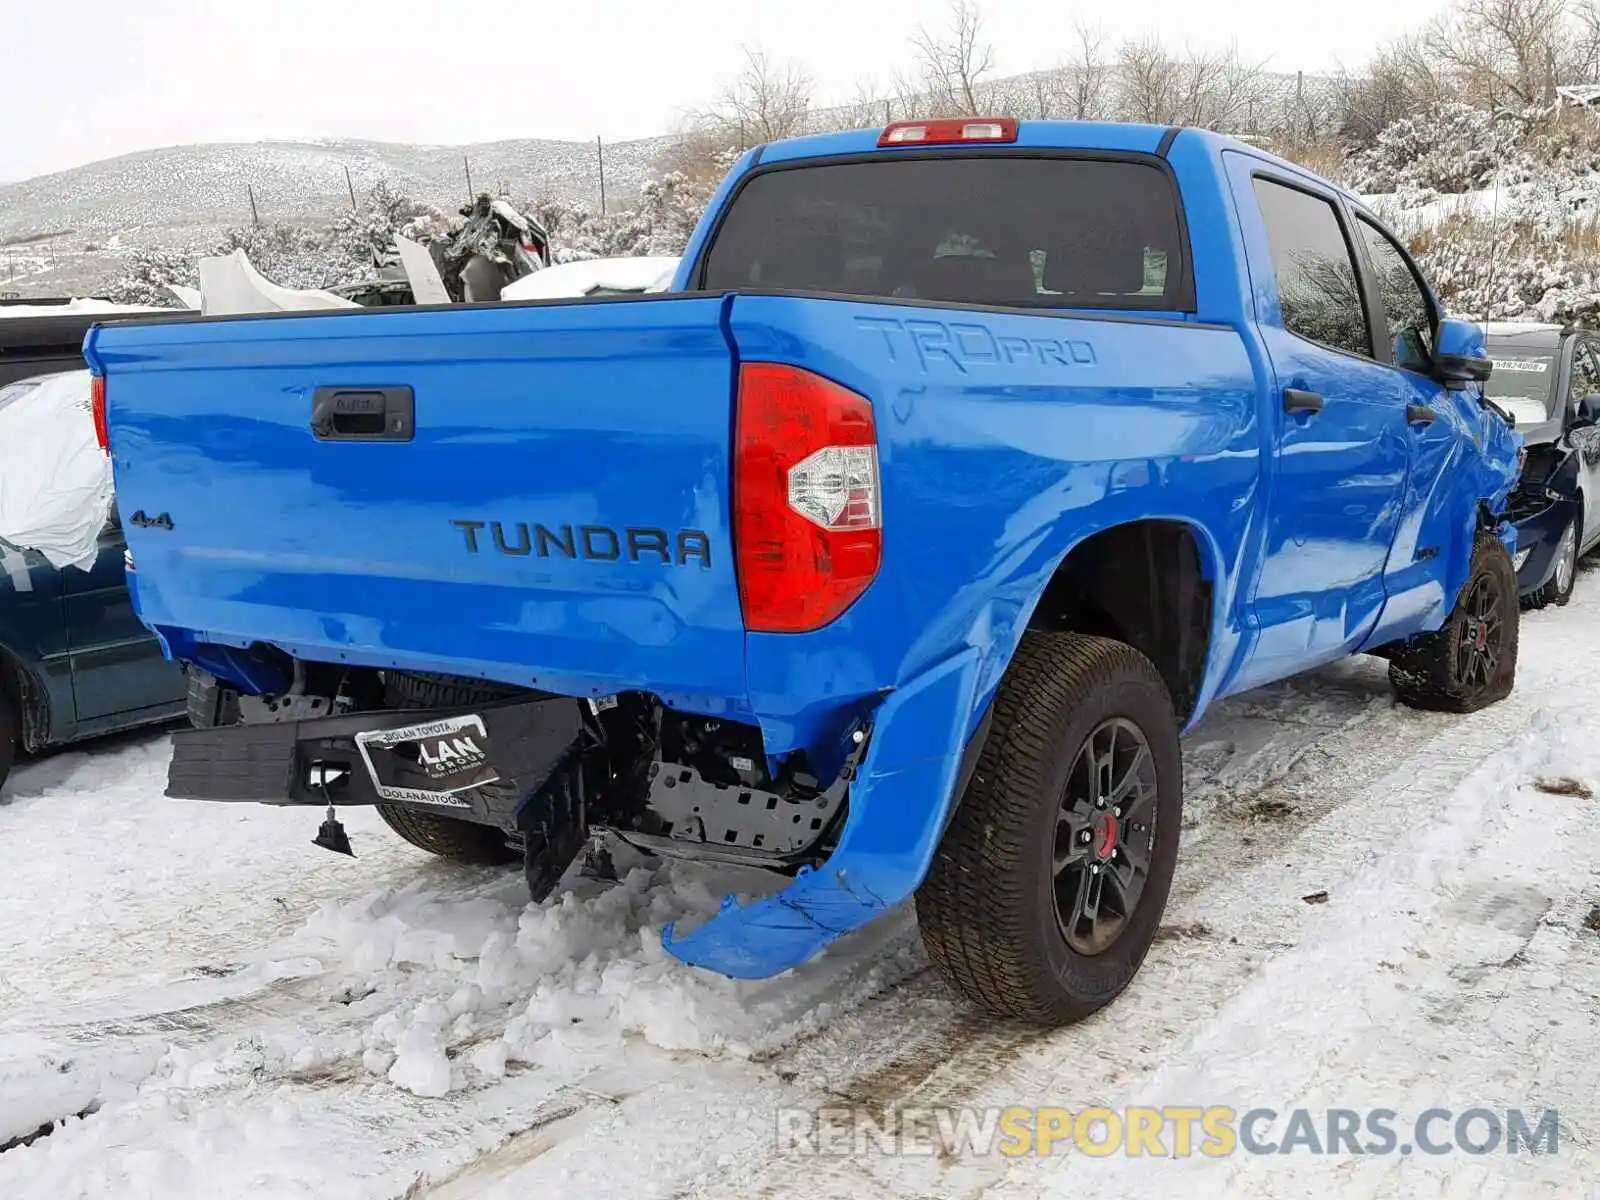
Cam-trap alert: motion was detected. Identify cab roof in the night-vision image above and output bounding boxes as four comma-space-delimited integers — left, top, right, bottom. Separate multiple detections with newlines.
749, 120, 1362, 202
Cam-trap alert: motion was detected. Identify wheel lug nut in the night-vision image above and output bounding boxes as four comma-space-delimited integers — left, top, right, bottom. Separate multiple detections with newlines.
1080, 830, 1092, 844
1091, 863, 1102, 874
1113, 806, 1122, 817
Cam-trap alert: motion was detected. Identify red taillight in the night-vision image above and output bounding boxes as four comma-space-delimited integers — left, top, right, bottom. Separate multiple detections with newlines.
734, 363, 881, 633
91, 375, 109, 453
877, 117, 1018, 147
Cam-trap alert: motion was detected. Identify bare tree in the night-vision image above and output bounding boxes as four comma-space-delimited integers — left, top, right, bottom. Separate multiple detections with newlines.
698, 46, 814, 148
1117, 36, 1182, 123
1019, 66, 1069, 119
912, 0, 997, 115
862, 76, 895, 127
887, 65, 930, 119
1425, 0, 1569, 106
1183, 44, 1273, 132
1065, 18, 1112, 119
1567, 0, 1600, 84
1336, 37, 1445, 147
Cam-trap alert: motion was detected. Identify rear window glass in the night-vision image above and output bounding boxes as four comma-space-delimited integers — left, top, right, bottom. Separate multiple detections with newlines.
700, 156, 1191, 311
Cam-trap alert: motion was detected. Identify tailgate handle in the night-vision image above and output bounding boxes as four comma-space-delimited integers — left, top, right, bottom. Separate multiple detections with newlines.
311, 387, 415, 442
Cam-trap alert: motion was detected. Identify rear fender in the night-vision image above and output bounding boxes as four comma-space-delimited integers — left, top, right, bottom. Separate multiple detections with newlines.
664, 512, 1229, 979
978, 512, 1232, 735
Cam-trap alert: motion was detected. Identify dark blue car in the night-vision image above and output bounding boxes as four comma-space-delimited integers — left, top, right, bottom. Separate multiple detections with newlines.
0, 371, 189, 791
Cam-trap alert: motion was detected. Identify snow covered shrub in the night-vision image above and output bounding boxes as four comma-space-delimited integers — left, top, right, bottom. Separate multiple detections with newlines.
527, 197, 611, 263
1411, 211, 1600, 322
325, 180, 451, 278
1348, 103, 1521, 196
216, 223, 337, 289
529, 153, 731, 262
104, 247, 198, 306
104, 181, 448, 298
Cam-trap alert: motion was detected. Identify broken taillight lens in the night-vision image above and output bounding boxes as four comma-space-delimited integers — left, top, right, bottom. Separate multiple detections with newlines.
734, 363, 881, 633
91, 375, 109, 453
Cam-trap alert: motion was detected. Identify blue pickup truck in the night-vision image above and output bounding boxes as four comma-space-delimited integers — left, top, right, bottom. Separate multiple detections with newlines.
86, 119, 1521, 1025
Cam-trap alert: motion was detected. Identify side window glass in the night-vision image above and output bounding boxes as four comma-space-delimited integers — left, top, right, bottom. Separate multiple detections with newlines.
1251, 177, 1373, 359
1357, 217, 1434, 374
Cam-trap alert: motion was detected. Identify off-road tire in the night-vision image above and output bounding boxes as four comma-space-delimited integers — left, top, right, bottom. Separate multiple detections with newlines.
0, 690, 16, 794
1389, 531, 1519, 713
1524, 511, 1579, 611
915, 633, 1183, 1025
376, 670, 523, 866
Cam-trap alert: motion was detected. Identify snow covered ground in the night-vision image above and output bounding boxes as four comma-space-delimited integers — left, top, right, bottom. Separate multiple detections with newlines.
0, 298, 162, 318
3, 579, 1600, 1198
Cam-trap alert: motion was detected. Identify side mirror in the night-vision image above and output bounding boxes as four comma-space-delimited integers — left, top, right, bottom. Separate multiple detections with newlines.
1431, 317, 1494, 387
1574, 395, 1600, 428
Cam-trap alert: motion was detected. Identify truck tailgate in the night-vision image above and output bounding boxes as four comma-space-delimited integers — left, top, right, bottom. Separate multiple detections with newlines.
87, 296, 746, 702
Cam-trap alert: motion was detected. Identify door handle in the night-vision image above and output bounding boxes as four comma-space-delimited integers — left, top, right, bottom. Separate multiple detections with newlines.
1283, 388, 1324, 414
1406, 404, 1437, 426
311, 386, 415, 442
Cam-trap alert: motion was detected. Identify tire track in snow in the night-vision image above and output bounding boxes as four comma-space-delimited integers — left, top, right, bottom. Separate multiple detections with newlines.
667, 590, 1600, 1199
373, 660, 1415, 1197
416, 658, 1473, 1197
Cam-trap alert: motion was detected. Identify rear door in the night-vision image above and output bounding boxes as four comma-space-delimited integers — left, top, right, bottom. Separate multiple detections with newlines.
62, 508, 187, 722
1346, 210, 1468, 638
1225, 158, 1412, 689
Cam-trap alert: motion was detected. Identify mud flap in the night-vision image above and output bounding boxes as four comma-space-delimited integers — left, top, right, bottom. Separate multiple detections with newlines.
662, 647, 983, 978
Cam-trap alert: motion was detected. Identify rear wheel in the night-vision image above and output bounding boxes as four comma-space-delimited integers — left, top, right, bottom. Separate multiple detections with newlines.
915, 633, 1182, 1024
1525, 514, 1579, 610
1389, 531, 1519, 713
376, 671, 522, 866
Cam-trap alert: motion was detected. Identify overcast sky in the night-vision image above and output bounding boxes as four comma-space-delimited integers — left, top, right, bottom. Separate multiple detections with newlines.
1, 0, 1446, 182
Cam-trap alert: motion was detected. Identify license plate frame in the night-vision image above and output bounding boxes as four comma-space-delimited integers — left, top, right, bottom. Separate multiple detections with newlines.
354, 713, 502, 808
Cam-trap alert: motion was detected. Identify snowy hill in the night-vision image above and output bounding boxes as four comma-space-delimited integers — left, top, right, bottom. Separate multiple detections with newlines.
0, 135, 673, 297
0, 136, 671, 245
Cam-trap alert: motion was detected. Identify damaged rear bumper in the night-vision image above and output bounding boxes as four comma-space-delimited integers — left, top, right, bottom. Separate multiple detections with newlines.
166, 695, 584, 829
165, 655, 990, 983
661, 647, 986, 978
